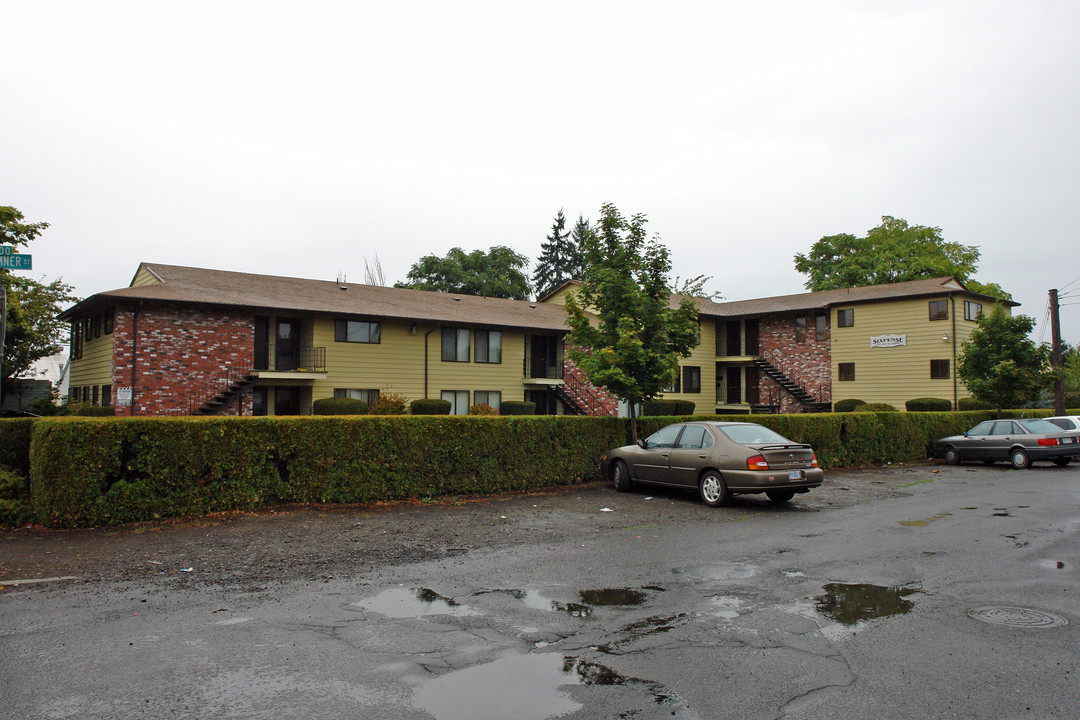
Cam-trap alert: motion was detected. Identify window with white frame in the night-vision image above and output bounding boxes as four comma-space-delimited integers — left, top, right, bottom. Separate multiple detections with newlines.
474, 390, 501, 412
474, 330, 502, 363
441, 390, 470, 415
442, 328, 470, 362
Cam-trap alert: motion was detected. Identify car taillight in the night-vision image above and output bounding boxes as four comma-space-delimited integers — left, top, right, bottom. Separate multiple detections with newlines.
747, 455, 770, 471
1038, 438, 1059, 446
811, 453, 819, 468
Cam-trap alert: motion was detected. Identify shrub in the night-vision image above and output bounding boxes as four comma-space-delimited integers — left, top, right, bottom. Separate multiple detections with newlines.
0, 466, 32, 526
1064, 391, 1080, 410
642, 400, 678, 416
411, 399, 451, 415
958, 397, 993, 411
369, 392, 408, 415
468, 403, 499, 416
833, 399, 866, 413
312, 398, 369, 415
906, 398, 953, 412
70, 404, 116, 417
853, 402, 896, 412
673, 400, 696, 415
500, 401, 536, 415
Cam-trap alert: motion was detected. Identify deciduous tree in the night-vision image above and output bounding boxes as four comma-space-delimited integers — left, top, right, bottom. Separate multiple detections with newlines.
564, 203, 700, 441
396, 246, 531, 300
794, 216, 1011, 301
957, 305, 1049, 413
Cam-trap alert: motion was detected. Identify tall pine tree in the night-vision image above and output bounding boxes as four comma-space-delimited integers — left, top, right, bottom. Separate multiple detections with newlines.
533, 209, 580, 298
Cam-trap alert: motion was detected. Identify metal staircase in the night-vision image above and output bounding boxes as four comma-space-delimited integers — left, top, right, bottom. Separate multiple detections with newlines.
556, 367, 617, 416
168, 367, 257, 416
752, 357, 830, 413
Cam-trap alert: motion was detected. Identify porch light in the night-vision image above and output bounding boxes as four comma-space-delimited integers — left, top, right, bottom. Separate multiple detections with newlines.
942, 333, 949, 342
411, 323, 418, 335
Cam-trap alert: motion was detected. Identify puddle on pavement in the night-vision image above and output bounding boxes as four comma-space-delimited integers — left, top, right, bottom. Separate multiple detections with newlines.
815, 583, 917, 625
708, 595, 743, 620
353, 588, 479, 618
675, 562, 758, 582
898, 512, 951, 527
548, 588, 652, 618
414, 653, 663, 720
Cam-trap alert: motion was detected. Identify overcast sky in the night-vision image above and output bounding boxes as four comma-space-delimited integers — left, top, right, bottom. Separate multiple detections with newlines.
3, 1, 1078, 343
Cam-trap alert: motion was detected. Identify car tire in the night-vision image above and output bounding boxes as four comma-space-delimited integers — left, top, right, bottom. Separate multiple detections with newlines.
943, 447, 961, 465
612, 459, 631, 492
1010, 448, 1031, 470
1052, 457, 1071, 467
699, 471, 730, 508
766, 489, 795, 504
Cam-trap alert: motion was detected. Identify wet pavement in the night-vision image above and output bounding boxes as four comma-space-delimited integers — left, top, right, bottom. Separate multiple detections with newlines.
2, 462, 1079, 719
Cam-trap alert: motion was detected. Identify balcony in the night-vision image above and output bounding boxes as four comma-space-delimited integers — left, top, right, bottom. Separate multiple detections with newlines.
254, 345, 327, 376
523, 354, 563, 384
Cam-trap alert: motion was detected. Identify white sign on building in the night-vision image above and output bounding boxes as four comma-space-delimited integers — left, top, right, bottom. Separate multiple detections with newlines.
869, 334, 907, 348
116, 386, 132, 407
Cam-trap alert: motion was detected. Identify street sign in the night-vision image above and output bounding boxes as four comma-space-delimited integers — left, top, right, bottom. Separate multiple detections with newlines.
0, 254, 31, 270
0, 246, 16, 254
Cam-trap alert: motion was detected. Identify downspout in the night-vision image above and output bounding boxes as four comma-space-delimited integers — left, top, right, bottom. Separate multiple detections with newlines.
130, 303, 140, 416
951, 296, 958, 410
424, 325, 438, 399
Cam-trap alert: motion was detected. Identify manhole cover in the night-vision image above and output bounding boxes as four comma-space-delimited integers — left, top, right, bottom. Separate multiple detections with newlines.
967, 606, 1068, 628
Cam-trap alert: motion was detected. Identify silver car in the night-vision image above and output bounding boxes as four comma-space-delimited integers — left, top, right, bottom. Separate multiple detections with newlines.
602, 421, 824, 506
934, 419, 1080, 468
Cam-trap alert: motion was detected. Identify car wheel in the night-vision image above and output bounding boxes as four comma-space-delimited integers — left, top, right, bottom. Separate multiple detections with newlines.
1052, 457, 1071, 467
943, 447, 961, 465
1010, 448, 1031, 470
699, 471, 730, 508
612, 459, 631, 492
766, 489, 795, 504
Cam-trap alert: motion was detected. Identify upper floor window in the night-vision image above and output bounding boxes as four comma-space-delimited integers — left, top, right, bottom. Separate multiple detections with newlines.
335, 319, 381, 343
795, 317, 807, 343
442, 328, 470, 362
929, 300, 948, 321
837, 308, 854, 327
474, 330, 502, 363
964, 301, 982, 321
103, 308, 115, 334
815, 315, 827, 341
838, 362, 855, 381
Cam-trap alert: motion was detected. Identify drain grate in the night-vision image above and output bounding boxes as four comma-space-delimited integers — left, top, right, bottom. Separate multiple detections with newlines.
967, 606, 1068, 628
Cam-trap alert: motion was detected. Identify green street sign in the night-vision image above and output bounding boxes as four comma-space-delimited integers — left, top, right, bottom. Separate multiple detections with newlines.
0, 254, 31, 270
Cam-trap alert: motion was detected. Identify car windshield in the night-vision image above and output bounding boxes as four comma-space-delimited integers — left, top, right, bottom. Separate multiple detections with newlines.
1017, 419, 1066, 434
717, 424, 793, 445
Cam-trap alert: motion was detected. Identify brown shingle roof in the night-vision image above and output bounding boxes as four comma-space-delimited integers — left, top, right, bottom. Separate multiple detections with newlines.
688, 277, 1015, 318
61, 263, 572, 332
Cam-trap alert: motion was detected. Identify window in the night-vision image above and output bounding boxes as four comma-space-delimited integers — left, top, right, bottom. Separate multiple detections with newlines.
334, 388, 380, 405
837, 308, 854, 327
104, 308, 114, 334
70, 386, 80, 403
795, 317, 807, 343
929, 300, 948, 321
89, 313, 101, 339
474, 330, 502, 363
930, 359, 950, 379
102, 385, 112, 407
816, 315, 827, 341
676, 425, 707, 449
964, 301, 982, 321
442, 328, 470, 362
664, 373, 681, 393
334, 319, 381, 343
252, 388, 268, 416
990, 421, 1019, 436
442, 390, 470, 415
91, 386, 99, 405
474, 390, 501, 412
682, 366, 701, 394
838, 362, 855, 381
644, 424, 682, 449
71, 322, 83, 360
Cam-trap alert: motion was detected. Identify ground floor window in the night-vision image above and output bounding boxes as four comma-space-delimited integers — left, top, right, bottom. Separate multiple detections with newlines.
474, 390, 501, 412
442, 390, 470, 415
102, 385, 112, 406
838, 363, 855, 381
930, 359, 950, 379
682, 366, 701, 394
334, 388, 380, 405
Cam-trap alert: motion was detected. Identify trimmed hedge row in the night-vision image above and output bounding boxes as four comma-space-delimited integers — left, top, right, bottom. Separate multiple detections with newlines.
9, 407, 1077, 528
28, 416, 626, 528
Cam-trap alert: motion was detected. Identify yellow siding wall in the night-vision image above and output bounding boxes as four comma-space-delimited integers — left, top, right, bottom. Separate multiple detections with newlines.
69, 331, 114, 390
310, 318, 530, 405
130, 267, 161, 287
658, 319, 716, 411
830, 295, 994, 409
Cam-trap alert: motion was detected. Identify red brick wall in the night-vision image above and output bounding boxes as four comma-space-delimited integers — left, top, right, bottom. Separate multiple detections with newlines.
563, 349, 619, 416
758, 313, 832, 412
111, 304, 255, 416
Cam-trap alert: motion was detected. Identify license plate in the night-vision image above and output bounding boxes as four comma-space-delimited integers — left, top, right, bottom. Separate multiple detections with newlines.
1063, 437, 1077, 444
788, 470, 803, 480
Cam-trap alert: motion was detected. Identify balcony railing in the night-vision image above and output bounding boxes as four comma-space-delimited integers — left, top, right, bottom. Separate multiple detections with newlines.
523, 354, 562, 380
254, 345, 327, 372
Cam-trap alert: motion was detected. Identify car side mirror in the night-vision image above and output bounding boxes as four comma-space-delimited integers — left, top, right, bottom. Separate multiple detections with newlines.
637, 439, 646, 449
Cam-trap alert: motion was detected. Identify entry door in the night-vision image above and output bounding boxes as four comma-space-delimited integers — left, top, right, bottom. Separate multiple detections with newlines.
727, 368, 741, 404
275, 387, 301, 416
745, 366, 760, 405
276, 317, 301, 371
254, 316, 270, 371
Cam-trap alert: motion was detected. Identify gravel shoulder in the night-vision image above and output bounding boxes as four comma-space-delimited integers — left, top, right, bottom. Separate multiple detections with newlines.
0, 465, 933, 590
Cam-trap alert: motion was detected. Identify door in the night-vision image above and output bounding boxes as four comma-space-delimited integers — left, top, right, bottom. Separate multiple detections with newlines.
667, 425, 712, 487
727, 367, 741, 404
726, 321, 741, 356
274, 387, 300, 416
254, 316, 270, 371
633, 424, 682, 482
745, 320, 760, 355
276, 317, 301, 371
530, 335, 558, 379
746, 366, 760, 405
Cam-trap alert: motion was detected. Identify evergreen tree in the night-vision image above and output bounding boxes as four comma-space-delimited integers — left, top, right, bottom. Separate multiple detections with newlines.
568, 214, 590, 281
533, 209, 579, 298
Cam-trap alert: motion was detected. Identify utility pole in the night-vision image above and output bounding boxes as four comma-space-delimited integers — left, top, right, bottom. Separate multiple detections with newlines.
1049, 288, 1064, 416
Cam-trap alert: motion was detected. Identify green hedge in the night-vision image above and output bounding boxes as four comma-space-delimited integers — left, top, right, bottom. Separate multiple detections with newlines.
28, 416, 627, 528
500, 401, 536, 415
906, 398, 953, 412
411, 399, 451, 415
958, 397, 993, 411
833, 399, 865, 413
312, 397, 369, 415
643, 400, 696, 416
